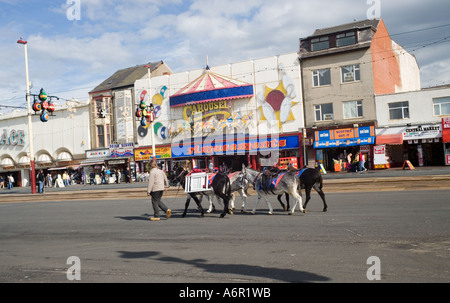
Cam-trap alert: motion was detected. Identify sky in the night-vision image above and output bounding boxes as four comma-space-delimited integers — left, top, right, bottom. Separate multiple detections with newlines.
1, 0, 449, 114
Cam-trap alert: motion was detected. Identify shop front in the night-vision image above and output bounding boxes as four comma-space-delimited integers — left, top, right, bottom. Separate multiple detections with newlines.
313, 125, 376, 172
376, 123, 444, 167
442, 117, 450, 165
134, 145, 172, 179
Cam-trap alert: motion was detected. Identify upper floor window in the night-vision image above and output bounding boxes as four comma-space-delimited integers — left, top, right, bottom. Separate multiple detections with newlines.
336, 31, 356, 47
343, 100, 363, 119
312, 68, 331, 87
389, 101, 410, 120
341, 64, 360, 83
311, 36, 329, 52
315, 103, 334, 121
433, 97, 450, 115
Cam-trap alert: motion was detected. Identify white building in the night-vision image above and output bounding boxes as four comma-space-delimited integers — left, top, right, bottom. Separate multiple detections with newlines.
133, 52, 305, 172
375, 84, 450, 167
0, 100, 91, 187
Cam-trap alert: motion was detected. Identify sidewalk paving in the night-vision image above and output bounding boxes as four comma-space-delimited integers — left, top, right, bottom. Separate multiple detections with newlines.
1, 166, 450, 203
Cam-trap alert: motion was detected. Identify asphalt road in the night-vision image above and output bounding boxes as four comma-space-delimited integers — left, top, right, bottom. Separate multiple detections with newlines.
0, 189, 448, 284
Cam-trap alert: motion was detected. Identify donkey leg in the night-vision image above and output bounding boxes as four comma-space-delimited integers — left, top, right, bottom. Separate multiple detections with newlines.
216, 193, 231, 218
182, 195, 192, 217
239, 189, 248, 212
289, 190, 305, 215
206, 195, 214, 213
251, 192, 262, 214
230, 193, 236, 211
277, 195, 287, 211
303, 187, 312, 210
263, 196, 273, 215
192, 194, 205, 217
314, 184, 327, 212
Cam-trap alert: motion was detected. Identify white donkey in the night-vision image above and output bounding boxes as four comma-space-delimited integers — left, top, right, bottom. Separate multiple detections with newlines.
241, 166, 305, 215
206, 171, 249, 213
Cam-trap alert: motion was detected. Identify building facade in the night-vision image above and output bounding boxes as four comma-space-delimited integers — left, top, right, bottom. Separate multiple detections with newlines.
0, 100, 90, 187
133, 52, 305, 174
375, 85, 450, 167
87, 61, 172, 177
299, 19, 421, 171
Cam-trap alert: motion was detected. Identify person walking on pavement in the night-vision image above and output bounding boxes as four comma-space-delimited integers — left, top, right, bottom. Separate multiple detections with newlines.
147, 161, 171, 221
37, 170, 45, 194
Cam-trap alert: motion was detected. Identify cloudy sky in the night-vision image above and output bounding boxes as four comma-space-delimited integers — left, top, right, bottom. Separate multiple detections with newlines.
1, 0, 449, 113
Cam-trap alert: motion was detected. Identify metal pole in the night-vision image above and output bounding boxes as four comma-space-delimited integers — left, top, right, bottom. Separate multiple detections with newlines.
18, 39, 36, 194
146, 66, 156, 162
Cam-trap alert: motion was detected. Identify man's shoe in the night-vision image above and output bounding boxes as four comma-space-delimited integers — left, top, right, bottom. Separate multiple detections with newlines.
166, 209, 172, 219
150, 217, 160, 221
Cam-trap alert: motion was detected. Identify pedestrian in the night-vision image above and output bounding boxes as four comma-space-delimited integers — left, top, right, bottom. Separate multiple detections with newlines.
358, 151, 367, 172
0, 175, 4, 189
7, 174, 14, 190
37, 170, 45, 193
147, 161, 171, 221
101, 168, 107, 184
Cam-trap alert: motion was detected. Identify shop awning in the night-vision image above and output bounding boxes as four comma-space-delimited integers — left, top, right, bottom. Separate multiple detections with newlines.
376, 134, 403, 145
170, 69, 254, 108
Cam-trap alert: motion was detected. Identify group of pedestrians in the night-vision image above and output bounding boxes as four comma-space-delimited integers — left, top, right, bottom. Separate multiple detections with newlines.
0, 174, 15, 190
346, 151, 368, 173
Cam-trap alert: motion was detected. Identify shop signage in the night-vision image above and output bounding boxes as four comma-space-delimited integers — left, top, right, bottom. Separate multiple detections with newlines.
135, 146, 172, 160
403, 125, 441, 140
0, 129, 25, 146
86, 149, 110, 159
442, 118, 450, 144
182, 100, 231, 121
171, 135, 299, 158
314, 126, 375, 149
110, 142, 134, 158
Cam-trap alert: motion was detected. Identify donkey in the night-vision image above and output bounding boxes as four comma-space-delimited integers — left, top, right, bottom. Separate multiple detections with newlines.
241, 165, 305, 215
278, 168, 327, 212
176, 169, 233, 218
206, 171, 249, 213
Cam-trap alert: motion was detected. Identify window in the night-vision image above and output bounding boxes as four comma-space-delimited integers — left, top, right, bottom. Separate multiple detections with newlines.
315, 103, 333, 121
341, 64, 360, 83
312, 69, 331, 87
97, 125, 105, 148
389, 101, 410, 120
336, 31, 356, 47
311, 36, 329, 51
343, 100, 363, 119
97, 125, 111, 148
433, 97, 450, 115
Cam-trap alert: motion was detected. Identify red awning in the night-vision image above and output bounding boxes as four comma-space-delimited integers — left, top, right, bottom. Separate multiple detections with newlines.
376, 134, 403, 145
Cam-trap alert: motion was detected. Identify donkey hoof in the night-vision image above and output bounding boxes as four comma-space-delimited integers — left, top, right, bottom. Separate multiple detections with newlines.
220, 213, 226, 218
182, 213, 186, 218
200, 213, 205, 218
268, 212, 273, 215
302, 209, 307, 213
323, 208, 327, 212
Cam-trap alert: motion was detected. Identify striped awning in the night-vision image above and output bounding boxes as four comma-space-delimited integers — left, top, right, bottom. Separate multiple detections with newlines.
170, 70, 254, 108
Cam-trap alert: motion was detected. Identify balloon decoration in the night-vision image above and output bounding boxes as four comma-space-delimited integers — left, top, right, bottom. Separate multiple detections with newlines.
136, 86, 169, 139
32, 88, 56, 123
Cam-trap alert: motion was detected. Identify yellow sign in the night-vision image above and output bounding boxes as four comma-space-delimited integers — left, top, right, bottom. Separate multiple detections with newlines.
183, 100, 230, 121
135, 147, 172, 161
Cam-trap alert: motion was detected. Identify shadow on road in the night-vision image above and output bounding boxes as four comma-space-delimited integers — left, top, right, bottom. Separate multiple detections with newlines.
117, 250, 330, 283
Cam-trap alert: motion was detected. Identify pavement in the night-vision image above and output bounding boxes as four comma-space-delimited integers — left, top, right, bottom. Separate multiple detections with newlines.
1, 166, 450, 203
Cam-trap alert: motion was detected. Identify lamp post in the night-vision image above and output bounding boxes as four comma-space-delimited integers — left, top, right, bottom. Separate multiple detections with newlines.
17, 38, 36, 194
144, 64, 156, 162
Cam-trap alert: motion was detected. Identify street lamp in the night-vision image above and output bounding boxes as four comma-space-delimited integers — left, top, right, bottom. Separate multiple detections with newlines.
17, 38, 36, 194
144, 64, 156, 162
